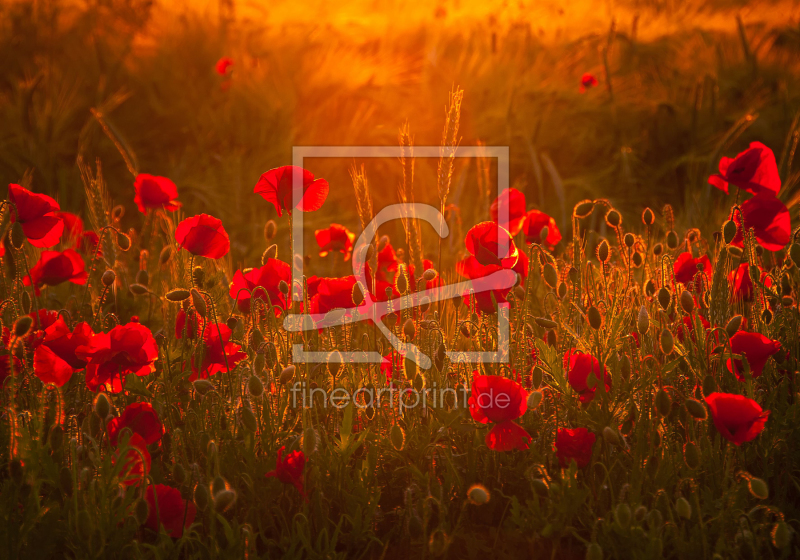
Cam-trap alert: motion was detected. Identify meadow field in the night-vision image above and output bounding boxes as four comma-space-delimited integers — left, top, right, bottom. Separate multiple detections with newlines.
1, 0, 800, 558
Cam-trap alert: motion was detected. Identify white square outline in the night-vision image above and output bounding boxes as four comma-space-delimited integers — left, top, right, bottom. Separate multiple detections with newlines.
287, 146, 511, 366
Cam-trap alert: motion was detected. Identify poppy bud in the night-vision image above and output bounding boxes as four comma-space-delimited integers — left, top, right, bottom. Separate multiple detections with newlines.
527, 391, 543, 410
10, 222, 26, 249
772, 521, 792, 549
653, 243, 663, 257
620, 354, 631, 381
684, 441, 700, 469
396, 269, 408, 294
240, 405, 257, 432
191, 266, 205, 288
568, 267, 578, 284
190, 288, 206, 317
781, 296, 794, 308
790, 243, 800, 267
637, 305, 649, 335
680, 290, 694, 314
101, 270, 116, 287
702, 374, 716, 397
93, 393, 111, 419
352, 282, 365, 306
685, 398, 707, 420
586, 543, 603, 560
535, 316, 557, 329
279, 365, 295, 385
602, 426, 620, 446
531, 477, 549, 497
50, 425, 64, 452
557, 282, 567, 299
675, 497, 692, 519
632, 252, 643, 267
624, 233, 635, 248
655, 388, 671, 416
13, 315, 32, 338
158, 245, 173, 266
725, 315, 743, 338
134, 498, 150, 525
403, 318, 416, 340
762, 307, 773, 325
386, 312, 398, 328
606, 209, 621, 228
615, 503, 632, 529
116, 233, 131, 251
302, 426, 318, 455
781, 274, 791, 296
574, 200, 594, 218
193, 379, 215, 395
390, 424, 405, 451
194, 483, 210, 511
723, 220, 738, 245
727, 245, 742, 258
587, 306, 602, 330
214, 489, 237, 512
129, 283, 149, 296
642, 207, 655, 226
645, 279, 656, 297
597, 240, 609, 263
634, 506, 648, 523
657, 287, 671, 310
660, 328, 674, 355
173, 463, 186, 485
134, 269, 149, 287
459, 322, 472, 338
546, 329, 557, 347
264, 220, 277, 241
647, 509, 663, 531
748, 477, 769, 500
422, 269, 438, 282
166, 288, 191, 302
543, 263, 558, 289
262, 244, 278, 263
532, 366, 543, 388
467, 484, 490, 505
539, 225, 550, 244
247, 375, 264, 397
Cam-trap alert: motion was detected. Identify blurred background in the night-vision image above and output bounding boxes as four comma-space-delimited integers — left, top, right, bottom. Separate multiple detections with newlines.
0, 0, 798, 272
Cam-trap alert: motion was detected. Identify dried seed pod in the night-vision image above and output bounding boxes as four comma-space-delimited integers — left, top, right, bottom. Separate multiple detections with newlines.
606, 209, 622, 228
642, 207, 655, 226
597, 240, 610, 263
666, 230, 679, 249
190, 288, 207, 317
680, 290, 694, 314
723, 220, 738, 245
101, 270, 116, 287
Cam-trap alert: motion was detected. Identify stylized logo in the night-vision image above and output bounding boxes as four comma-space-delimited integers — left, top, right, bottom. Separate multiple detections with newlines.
284, 146, 512, 367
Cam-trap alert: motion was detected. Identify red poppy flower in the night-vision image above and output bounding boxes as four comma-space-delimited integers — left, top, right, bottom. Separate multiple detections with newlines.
579, 73, 598, 93
708, 142, 780, 196
134, 174, 181, 214
315, 224, 356, 261
522, 209, 562, 249
308, 275, 359, 315
490, 188, 527, 236
107, 402, 164, 446
265, 446, 307, 498
114, 433, 151, 486
464, 222, 518, 268
190, 323, 246, 381
76, 322, 159, 393
175, 309, 201, 339
704, 392, 769, 445
33, 318, 93, 387
565, 348, 611, 404
77, 230, 100, 255
727, 263, 772, 302
215, 56, 234, 75
8, 183, 64, 248
175, 214, 230, 259
56, 211, 83, 240
23, 250, 88, 295
468, 374, 531, 451
254, 166, 329, 217
673, 252, 712, 286
554, 427, 596, 468
144, 484, 196, 538
726, 331, 781, 381
730, 194, 791, 251
456, 257, 513, 314
229, 259, 291, 315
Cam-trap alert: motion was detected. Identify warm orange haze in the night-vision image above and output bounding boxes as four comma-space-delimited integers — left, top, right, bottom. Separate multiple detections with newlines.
0, 0, 799, 558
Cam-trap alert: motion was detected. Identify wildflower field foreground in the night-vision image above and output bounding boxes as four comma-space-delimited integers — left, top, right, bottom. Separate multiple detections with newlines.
2, 0, 800, 559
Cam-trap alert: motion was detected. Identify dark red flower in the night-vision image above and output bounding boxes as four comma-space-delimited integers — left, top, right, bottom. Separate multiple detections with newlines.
554, 427, 595, 468
134, 174, 181, 214
229, 259, 291, 315
77, 230, 100, 255
265, 446, 307, 498
490, 188, 527, 236
175, 214, 230, 259
76, 322, 159, 393
465, 222, 518, 268
114, 433, 151, 486
33, 317, 93, 387
190, 324, 246, 381
8, 183, 64, 248
705, 392, 769, 445
468, 374, 531, 451
579, 73, 598, 93
175, 309, 201, 339
23, 250, 88, 295
254, 166, 329, 217
673, 252, 711, 286
215, 56, 234, 75
565, 348, 611, 404
315, 224, 356, 261
708, 142, 780, 196
727, 263, 772, 302
144, 484, 196, 537
726, 331, 781, 381
522, 209, 562, 249
309, 275, 358, 315
56, 211, 83, 240
107, 402, 164, 446
730, 194, 791, 251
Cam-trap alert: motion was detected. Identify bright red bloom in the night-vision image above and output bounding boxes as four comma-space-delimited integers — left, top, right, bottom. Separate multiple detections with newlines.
175, 214, 230, 259
56, 211, 83, 239
315, 224, 356, 260
705, 392, 769, 445
215, 56, 234, 75
309, 275, 358, 315
8, 183, 64, 247
254, 166, 329, 217
33, 317, 93, 387
114, 433, 151, 486
726, 331, 781, 381
175, 309, 201, 339
23, 250, 88, 295
229, 259, 291, 315
54, 212, 100, 255
727, 263, 772, 302
265, 446, 307, 498
134, 174, 181, 214
565, 348, 611, 404
730, 194, 791, 251
522, 209, 562, 249
579, 73, 598, 93
456, 257, 513, 314
673, 252, 711, 286
77, 230, 100, 255
107, 402, 164, 446
554, 427, 595, 468
190, 324, 246, 381
490, 188, 527, 236
76, 322, 159, 393
465, 222, 518, 268
144, 484, 196, 537
468, 374, 531, 451
708, 142, 780, 196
